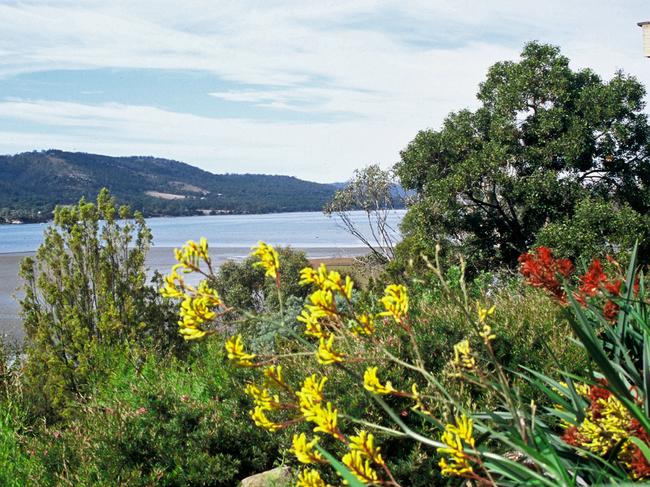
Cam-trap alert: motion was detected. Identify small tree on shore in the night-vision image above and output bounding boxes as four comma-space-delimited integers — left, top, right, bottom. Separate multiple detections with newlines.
324, 164, 400, 264
19, 189, 180, 418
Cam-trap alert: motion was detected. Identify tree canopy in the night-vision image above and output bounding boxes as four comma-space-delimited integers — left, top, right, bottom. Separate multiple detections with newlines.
396, 42, 650, 269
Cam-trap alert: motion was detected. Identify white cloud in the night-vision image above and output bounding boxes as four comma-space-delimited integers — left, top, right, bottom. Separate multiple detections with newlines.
0, 1, 649, 181
0, 98, 419, 182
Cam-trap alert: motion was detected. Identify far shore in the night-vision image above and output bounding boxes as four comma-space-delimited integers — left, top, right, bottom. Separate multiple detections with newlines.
0, 246, 368, 341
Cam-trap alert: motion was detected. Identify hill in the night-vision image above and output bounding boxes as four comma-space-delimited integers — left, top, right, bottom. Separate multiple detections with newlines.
0, 150, 339, 223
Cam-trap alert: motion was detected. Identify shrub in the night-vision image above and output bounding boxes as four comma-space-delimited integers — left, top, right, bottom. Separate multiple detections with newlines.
213, 246, 311, 312
161, 239, 621, 486
26, 341, 282, 486
19, 189, 184, 419
0, 400, 42, 486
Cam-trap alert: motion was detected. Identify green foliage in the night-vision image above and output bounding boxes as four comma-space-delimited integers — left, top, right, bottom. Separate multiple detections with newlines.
536, 197, 646, 263
19, 189, 183, 418
213, 247, 311, 312
396, 42, 650, 270
24, 341, 282, 486
268, 273, 582, 486
0, 338, 42, 486
0, 400, 42, 486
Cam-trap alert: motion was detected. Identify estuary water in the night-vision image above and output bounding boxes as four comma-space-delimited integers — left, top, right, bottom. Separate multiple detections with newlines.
0, 210, 404, 254
0, 210, 405, 339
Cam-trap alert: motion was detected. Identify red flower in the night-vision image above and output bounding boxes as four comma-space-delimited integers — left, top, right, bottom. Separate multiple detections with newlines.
579, 259, 608, 297
587, 383, 612, 419
630, 446, 650, 479
518, 247, 573, 301
604, 279, 623, 296
602, 300, 619, 322
629, 419, 650, 479
561, 426, 585, 447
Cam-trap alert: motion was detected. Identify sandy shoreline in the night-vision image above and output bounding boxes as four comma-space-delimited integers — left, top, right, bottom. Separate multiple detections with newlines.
0, 246, 368, 341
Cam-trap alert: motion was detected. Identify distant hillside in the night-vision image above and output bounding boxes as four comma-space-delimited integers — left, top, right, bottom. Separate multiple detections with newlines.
0, 150, 339, 223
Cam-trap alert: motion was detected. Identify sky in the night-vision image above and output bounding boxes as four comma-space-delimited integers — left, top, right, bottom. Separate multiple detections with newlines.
0, 1, 649, 182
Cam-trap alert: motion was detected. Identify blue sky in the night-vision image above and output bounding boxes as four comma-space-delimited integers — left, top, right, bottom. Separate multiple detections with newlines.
0, 1, 649, 182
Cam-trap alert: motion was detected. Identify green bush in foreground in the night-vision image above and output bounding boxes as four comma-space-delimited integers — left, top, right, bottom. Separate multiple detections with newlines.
25, 341, 281, 486
19, 189, 183, 419
164, 238, 641, 486
0, 400, 42, 486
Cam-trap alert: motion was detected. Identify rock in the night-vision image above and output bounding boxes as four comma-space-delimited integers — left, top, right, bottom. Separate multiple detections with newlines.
240, 466, 292, 487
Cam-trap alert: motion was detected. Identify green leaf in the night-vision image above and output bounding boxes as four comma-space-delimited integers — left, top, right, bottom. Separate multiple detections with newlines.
644, 331, 650, 414
566, 292, 633, 403
316, 446, 366, 487
616, 240, 638, 342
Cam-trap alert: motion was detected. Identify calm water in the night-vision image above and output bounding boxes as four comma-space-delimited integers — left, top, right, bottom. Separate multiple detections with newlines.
0, 211, 404, 339
0, 210, 404, 254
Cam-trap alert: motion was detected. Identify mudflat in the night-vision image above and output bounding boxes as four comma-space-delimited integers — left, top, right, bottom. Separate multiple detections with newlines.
0, 246, 369, 341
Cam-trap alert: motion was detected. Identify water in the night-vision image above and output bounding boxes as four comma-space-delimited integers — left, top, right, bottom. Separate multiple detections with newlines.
0, 211, 405, 254
0, 211, 405, 339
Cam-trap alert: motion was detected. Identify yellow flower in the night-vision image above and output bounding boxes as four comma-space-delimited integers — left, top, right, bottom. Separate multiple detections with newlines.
349, 430, 385, 466
263, 364, 284, 386
476, 302, 495, 323
250, 405, 281, 432
297, 309, 326, 338
299, 264, 354, 299
180, 296, 216, 323
317, 335, 345, 364
297, 375, 327, 411
196, 280, 221, 306
160, 268, 186, 298
437, 413, 475, 477
177, 296, 218, 340
477, 302, 496, 342
570, 388, 638, 463
178, 326, 207, 341
479, 324, 496, 343
174, 238, 210, 272
452, 339, 476, 372
296, 469, 329, 487
299, 265, 325, 287
342, 275, 354, 300
308, 289, 336, 317
302, 401, 338, 436
351, 313, 375, 335
380, 284, 409, 321
363, 367, 395, 395
290, 433, 323, 464
410, 383, 432, 416
342, 450, 379, 484
251, 241, 280, 279
225, 334, 257, 366
244, 384, 279, 410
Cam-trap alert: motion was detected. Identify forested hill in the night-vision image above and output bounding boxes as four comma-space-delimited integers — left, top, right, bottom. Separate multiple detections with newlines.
0, 150, 339, 222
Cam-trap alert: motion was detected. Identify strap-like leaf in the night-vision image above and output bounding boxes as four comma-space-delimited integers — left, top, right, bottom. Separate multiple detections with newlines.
316, 445, 366, 487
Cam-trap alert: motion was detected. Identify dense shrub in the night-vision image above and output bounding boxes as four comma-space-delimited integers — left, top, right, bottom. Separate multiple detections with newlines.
0, 400, 42, 486
19, 189, 184, 419
25, 341, 282, 486
213, 247, 310, 312
159, 238, 599, 486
